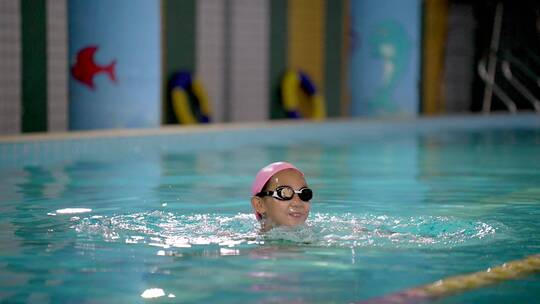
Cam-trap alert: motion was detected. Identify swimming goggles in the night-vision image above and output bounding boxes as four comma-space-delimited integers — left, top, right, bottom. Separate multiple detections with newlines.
257, 186, 313, 202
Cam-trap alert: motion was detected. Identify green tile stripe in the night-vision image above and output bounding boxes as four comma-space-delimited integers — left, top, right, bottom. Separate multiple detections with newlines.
21, 0, 47, 132
269, 0, 288, 119
163, 0, 196, 124
324, 0, 344, 118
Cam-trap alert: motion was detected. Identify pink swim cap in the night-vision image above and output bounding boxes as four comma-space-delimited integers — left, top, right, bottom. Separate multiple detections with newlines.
251, 161, 304, 220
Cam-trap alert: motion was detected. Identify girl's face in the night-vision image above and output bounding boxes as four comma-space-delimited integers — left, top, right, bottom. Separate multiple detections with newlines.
252, 169, 311, 230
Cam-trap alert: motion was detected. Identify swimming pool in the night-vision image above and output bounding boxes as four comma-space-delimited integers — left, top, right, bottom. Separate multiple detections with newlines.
1, 115, 539, 303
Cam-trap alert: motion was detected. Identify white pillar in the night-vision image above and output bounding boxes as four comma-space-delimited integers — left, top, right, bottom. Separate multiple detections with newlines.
196, 0, 226, 123
229, 0, 269, 122
0, 0, 22, 134
47, 0, 69, 132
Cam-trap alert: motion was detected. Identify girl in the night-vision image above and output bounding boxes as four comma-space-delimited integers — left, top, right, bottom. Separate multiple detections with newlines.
250, 162, 313, 231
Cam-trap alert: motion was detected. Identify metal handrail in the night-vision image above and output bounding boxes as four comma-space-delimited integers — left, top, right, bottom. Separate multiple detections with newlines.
478, 1, 539, 114
482, 2, 504, 113
503, 50, 540, 88
501, 60, 540, 112
477, 56, 518, 113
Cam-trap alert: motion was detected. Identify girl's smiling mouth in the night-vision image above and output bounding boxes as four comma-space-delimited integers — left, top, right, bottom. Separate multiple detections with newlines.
288, 211, 305, 218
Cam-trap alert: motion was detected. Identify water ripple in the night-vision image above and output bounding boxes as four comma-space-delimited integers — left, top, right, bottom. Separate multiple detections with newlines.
73, 211, 501, 251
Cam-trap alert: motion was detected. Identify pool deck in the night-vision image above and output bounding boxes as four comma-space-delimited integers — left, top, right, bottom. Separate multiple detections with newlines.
0, 113, 538, 144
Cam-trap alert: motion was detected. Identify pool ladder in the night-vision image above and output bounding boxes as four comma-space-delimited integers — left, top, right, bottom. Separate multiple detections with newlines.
478, 2, 540, 114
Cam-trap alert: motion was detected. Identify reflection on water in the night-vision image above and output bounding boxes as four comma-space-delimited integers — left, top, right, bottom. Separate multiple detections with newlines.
0, 158, 163, 303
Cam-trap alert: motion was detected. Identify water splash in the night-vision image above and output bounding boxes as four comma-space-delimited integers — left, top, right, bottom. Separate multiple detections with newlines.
307, 213, 499, 248
74, 211, 500, 250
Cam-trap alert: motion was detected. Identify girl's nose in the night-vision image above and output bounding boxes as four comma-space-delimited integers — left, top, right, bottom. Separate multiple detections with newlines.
290, 194, 305, 207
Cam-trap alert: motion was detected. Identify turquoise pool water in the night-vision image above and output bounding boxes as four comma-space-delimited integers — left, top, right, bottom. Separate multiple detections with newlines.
1, 115, 539, 303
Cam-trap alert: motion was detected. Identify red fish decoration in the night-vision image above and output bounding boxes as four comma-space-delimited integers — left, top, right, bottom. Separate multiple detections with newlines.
71, 45, 117, 90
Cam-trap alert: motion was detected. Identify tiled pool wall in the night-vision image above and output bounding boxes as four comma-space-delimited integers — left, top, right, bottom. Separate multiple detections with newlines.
1, 114, 539, 170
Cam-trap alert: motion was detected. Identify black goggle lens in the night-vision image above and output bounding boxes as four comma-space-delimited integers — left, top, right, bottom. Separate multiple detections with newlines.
275, 186, 312, 202
298, 188, 313, 201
